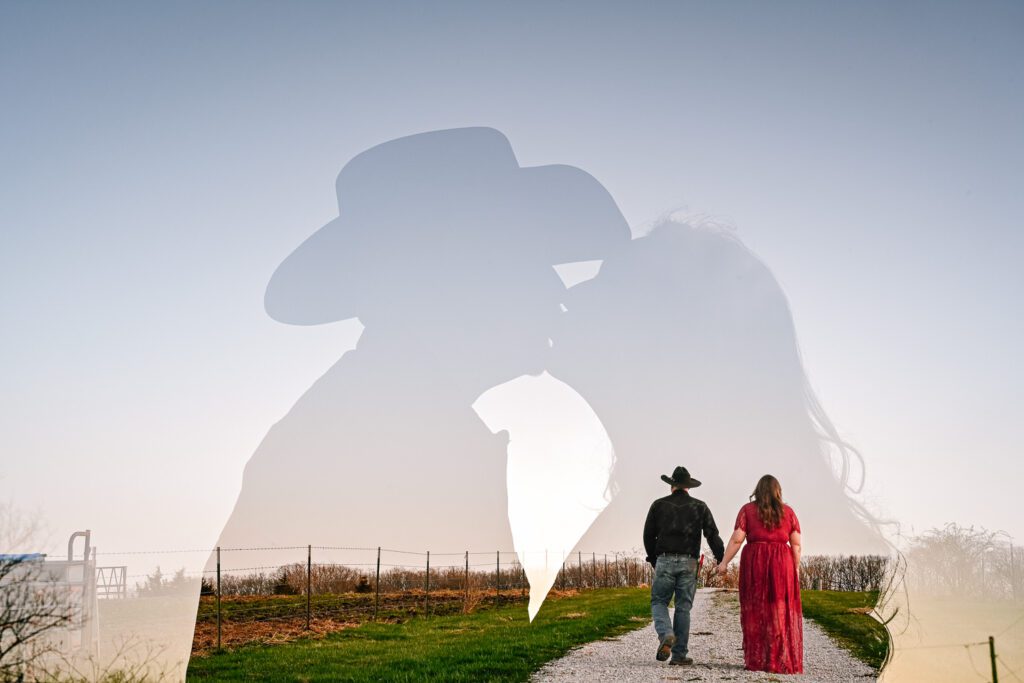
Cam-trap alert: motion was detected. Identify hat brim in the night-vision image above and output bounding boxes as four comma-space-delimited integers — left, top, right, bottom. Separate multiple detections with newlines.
661, 474, 701, 488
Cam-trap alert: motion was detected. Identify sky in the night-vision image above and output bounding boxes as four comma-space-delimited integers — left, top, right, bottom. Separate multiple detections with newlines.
1, 1, 1022, 560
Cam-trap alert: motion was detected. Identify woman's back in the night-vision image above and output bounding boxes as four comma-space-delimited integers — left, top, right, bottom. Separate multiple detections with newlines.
735, 494, 803, 673
736, 502, 799, 543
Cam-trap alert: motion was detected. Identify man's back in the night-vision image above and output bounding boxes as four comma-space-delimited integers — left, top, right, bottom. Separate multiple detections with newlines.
643, 489, 725, 564
643, 477, 725, 665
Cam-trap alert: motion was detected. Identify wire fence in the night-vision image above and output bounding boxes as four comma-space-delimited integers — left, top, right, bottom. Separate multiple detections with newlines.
91, 544, 656, 654
91, 544, 1013, 660
94, 545, 910, 606
897, 635, 1022, 683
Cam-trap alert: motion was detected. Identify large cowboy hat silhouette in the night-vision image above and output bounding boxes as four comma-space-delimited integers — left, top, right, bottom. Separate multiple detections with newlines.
264, 127, 630, 325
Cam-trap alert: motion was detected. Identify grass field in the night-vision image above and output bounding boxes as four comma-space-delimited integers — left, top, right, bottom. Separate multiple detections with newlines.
186, 588, 888, 680
801, 590, 888, 670
186, 588, 650, 682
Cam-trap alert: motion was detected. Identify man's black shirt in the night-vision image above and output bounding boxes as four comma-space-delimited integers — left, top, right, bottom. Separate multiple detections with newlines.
643, 489, 725, 565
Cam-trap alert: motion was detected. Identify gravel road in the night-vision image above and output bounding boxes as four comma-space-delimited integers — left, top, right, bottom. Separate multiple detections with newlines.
532, 588, 877, 682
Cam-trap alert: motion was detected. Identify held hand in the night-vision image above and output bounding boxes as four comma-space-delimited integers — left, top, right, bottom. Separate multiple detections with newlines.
716, 564, 728, 577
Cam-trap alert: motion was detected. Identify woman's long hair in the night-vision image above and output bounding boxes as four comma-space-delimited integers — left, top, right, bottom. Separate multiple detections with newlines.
751, 474, 785, 529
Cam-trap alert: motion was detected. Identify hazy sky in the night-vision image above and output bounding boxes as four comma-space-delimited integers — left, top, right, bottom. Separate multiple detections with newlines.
2, 1, 1022, 557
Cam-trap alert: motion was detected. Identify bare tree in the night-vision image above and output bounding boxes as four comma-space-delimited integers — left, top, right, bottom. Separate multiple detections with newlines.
908, 523, 1015, 598
0, 557, 77, 680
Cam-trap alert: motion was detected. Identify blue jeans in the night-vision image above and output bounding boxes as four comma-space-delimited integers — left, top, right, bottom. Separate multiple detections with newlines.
650, 554, 697, 660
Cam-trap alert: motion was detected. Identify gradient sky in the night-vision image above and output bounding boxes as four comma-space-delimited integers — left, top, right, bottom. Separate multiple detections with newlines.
2, 1, 1022, 556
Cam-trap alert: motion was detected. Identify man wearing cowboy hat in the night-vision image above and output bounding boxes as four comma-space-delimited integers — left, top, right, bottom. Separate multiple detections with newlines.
643, 466, 725, 665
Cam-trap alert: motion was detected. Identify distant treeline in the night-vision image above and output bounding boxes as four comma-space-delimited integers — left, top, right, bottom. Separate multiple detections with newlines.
199, 553, 654, 597
701, 554, 889, 592
188, 553, 892, 597
797, 555, 889, 592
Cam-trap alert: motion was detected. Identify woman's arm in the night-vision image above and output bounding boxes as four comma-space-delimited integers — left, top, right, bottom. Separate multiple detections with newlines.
789, 530, 802, 578
717, 528, 746, 573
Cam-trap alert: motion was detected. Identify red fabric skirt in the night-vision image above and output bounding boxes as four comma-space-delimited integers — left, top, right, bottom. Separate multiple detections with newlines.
738, 541, 803, 673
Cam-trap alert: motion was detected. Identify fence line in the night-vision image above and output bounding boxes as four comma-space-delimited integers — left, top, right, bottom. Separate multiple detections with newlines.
108, 547, 915, 608
127, 544, 660, 652
82, 544, 913, 655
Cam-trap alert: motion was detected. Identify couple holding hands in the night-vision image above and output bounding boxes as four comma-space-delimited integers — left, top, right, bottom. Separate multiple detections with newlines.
645, 467, 803, 674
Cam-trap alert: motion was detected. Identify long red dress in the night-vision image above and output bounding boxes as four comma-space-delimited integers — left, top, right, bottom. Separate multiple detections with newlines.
735, 502, 803, 673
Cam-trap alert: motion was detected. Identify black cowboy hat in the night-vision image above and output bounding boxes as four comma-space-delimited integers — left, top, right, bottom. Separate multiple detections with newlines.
661, 466, 701, 488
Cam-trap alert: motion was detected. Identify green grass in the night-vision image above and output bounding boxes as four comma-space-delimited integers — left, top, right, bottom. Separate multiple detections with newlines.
801, 590, 889, 670
186, 588, 650, 682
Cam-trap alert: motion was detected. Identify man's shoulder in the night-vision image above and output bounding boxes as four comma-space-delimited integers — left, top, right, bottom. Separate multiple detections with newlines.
686, 494, 710, 509
650, 494, 673, 507
661, 492, 708, 511
688, 495, 722, 520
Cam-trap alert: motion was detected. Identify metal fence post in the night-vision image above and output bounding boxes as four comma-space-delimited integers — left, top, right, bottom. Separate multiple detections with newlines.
496, 550, 501, 605
990, 636, 999, 683
604, 554, 608, 588
578, 551, 583, 589
374, 546, 381, 620
306, 544, 312, 630
464, 550, 469, 610
424, 550, 430, 618
215, 546, 222, 650
592, 552, 597, 588
521, 561, 526, 599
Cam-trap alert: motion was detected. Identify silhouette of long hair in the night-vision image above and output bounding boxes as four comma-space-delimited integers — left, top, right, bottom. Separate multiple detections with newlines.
552, 217, 885, 555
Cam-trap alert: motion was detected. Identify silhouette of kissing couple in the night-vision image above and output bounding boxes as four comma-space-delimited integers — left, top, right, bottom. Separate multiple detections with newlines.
216, 127, 882, 615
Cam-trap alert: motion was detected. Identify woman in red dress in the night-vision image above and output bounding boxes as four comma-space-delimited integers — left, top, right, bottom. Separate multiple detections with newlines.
718, 474, 803, 673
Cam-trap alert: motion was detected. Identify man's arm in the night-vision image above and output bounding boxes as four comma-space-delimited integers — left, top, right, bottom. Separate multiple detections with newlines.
703, 505, 726, 564
643, 502, 659, 566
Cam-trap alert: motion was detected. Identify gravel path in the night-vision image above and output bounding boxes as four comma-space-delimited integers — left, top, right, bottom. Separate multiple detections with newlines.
532, 589, 877, 682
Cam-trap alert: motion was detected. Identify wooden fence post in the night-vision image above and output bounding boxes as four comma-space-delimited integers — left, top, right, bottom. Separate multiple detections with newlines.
216, 546, 222, 650
374, 546, 381, 620
306, 544, 312, 629
990, 636, 999, 683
